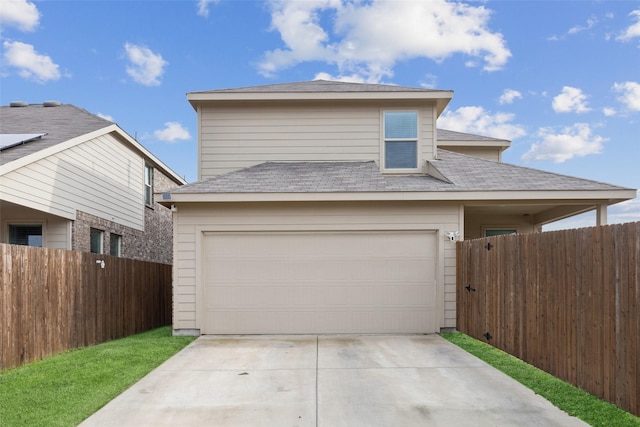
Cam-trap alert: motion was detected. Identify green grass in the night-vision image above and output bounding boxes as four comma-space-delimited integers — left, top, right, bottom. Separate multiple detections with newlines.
441, 332, 640, 427
0, 327, 195, 427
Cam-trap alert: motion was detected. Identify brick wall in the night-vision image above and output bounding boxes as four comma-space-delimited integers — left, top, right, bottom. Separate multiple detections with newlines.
71, 168, 179, 264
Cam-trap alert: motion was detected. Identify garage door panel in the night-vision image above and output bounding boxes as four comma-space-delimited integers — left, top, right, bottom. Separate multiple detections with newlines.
203, 231, 437, 334
207, 258, 435, 283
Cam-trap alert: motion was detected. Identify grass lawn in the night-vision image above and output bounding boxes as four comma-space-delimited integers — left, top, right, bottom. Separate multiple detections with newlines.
0, 326, 195, 427
441, 332, 640, 427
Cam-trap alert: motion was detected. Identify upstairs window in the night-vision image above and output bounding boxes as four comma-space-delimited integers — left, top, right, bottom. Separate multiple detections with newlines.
9, 224, 42, 247
384, 111, 418, 170
144, 164, 154, 206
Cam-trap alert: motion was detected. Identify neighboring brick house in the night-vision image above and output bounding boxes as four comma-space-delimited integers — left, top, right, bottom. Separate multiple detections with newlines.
0, 102, 186, 264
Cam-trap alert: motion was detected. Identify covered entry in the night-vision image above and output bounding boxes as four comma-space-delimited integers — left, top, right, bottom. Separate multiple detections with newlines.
202, 230, 437, 334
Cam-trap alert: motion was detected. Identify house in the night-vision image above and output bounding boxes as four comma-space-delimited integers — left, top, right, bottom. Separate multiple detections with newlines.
0, 102, 186, 264
161, 80, 635, 335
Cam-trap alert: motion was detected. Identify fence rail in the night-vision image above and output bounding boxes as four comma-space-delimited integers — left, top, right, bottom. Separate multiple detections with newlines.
456, 221, 639, 416
0, 244, 172, 371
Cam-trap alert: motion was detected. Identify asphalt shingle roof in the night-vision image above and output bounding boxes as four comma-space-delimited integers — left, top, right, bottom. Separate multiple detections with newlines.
437, 128, 509, 143
172, 150, 629, 195
190, 79, 445, 95
0, 104, 113, 166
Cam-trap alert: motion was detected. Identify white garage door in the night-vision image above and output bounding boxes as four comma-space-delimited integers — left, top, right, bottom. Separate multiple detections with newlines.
202, 231, 437, 334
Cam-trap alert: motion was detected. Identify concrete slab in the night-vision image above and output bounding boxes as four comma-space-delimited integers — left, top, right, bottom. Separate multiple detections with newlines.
80, 335, 588, 427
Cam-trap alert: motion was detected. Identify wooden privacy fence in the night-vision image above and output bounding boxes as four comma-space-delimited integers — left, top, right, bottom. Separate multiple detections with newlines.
457, 222, 639, 416
0, 243, 172, 371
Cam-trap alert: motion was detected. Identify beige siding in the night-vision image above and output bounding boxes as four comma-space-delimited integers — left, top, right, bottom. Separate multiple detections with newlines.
173, 201, 460, 332
0, 133, 145, 230
199, 102, 436, 179
0, 202, 70, 249
439, 146, 502, 161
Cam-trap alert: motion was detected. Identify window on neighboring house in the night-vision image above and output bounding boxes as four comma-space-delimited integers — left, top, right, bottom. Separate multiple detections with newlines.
144, 164, 154, 206
8, 224, 42, 247
484, 228, 517, 237
90, 228, 104, 254
384, 111, 418, 170
110, 233, 122, 257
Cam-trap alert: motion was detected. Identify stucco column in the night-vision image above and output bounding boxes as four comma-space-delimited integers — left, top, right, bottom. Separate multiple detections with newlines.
596, 203, 608, 226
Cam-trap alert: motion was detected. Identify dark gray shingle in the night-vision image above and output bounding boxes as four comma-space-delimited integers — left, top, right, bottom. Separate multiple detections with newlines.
0, 104, 112, 166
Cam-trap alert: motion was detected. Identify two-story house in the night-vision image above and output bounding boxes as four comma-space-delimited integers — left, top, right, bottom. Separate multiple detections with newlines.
0, 102, 186, 264
162, 80, 635, 335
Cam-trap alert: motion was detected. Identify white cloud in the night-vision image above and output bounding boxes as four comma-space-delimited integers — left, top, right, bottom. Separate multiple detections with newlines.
260, 0, 511, 82
613, 81, 640, 111
552, 86, 591, 113
313, 71, 369, 83
153, 122, 191, 142
498, 89, 522, 105
2, 40, 60, 82
123, 43, 167, 86
97, 113, 114, 122
603, 107, 617, 117
197, 0, 220, 18
0, 0, 39, 32
521, 123, 606, 163
437, 106, 526, 141
568, 17, 597, 35
613, 196, 640, 223
616, 10, 640, 42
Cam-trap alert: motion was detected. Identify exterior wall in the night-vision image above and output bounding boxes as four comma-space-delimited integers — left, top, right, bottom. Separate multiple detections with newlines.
465, 213, 537, 240
0, 132, 145, 230
439, 146, 502, 162
198, 100, 436, 179
72, 168, 176, 264
173, 201, 460, 333
0, 201, 70, 249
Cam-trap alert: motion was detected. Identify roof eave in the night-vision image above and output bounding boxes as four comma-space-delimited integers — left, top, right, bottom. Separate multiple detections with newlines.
187, 91, 454, 116
160, 189, 636, 205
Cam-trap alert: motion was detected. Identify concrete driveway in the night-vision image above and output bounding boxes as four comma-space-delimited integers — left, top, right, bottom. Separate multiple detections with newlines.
80, 335, 587, 426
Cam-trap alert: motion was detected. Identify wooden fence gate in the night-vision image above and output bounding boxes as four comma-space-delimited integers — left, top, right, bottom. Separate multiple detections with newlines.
457, 222, 639, 416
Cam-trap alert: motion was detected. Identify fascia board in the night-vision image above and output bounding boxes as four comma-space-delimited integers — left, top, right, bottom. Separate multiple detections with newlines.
188, 91, 453, 116
164, 189, 637, 204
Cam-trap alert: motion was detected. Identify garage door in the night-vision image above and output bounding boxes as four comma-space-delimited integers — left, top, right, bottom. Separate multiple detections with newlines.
202, 231, 437, 334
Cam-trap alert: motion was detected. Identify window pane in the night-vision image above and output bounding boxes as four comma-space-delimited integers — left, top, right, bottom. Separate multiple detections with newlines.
9, 225, 42, 247
144, 165, 153, 205
385, 141, 417, 169
110, 234, 122, 257
485, 229, 517, 237
90, 228, 103, 254
384, 112, 417, 139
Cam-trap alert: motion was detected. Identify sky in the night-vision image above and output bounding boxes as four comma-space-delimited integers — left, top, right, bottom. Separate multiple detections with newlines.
1, 0, 639, 230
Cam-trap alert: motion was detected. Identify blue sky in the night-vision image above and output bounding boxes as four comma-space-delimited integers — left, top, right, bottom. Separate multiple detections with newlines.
1, 0, 639, 229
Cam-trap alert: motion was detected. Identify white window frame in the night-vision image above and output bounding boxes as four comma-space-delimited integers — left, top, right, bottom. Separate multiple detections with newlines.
381, 110, 420, 173
6, 222, 44, 247
144, 164, 154, 207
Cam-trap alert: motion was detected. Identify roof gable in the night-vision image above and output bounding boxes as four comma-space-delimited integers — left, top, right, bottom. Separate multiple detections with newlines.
0, 103, 186, 185
0, 104, 112, 166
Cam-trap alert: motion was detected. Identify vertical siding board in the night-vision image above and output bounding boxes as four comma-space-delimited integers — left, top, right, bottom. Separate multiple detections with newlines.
456, 222, 639, 416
